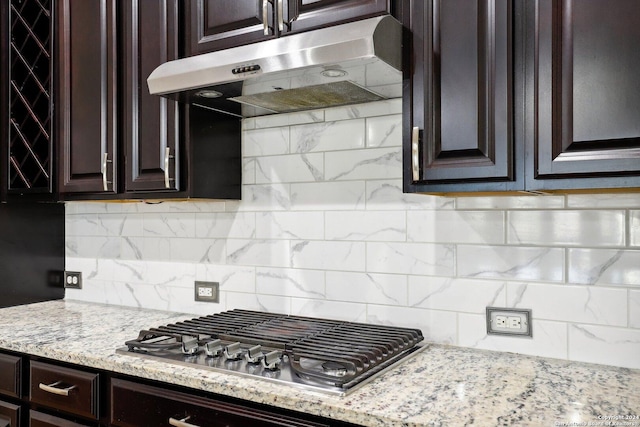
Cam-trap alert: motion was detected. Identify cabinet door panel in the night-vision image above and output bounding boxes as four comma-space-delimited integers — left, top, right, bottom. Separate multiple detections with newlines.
410, 0, 515, 185
283, 0, 389, 34
186, 0, 275, 55
0, 354, 21, 399
0, 400, 20, 427
123, 0, 180, 193
530, 0, 640, 187
57, 0, 117, 194
29, 361, 99, 421
29, 410, 90, 427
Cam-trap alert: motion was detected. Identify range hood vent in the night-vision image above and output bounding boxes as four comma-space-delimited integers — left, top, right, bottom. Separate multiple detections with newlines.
147, 16, 402, 118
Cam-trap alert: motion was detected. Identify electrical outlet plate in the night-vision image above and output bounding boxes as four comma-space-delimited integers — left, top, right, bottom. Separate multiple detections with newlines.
194, 281, 219, 303
63, 271, 82, 289
486, 307, 532, 337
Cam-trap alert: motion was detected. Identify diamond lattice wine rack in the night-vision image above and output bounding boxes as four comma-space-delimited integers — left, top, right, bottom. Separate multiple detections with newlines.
8, 0, 53, 194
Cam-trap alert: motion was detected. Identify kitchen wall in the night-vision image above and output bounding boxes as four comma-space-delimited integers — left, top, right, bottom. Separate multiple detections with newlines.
65, 99, 640, 369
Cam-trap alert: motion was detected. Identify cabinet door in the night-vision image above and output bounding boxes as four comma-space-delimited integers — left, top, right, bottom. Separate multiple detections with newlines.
186, 0, 275, 55
57, 0, 117, 194
122, 0, 180, 193
527, 0, 640, 190
404, 0, 521, 193
283, 0, 389, 34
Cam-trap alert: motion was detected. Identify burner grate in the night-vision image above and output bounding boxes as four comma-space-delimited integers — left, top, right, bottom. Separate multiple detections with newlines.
124, 309, 424, 390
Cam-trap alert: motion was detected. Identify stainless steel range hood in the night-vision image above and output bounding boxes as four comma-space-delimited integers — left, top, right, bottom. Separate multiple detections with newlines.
147, 16, 402, 118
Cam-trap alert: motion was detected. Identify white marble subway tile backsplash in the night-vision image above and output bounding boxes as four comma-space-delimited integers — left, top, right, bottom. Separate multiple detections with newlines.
631, 210, 640, 247
568, 248, 640, 285
407, 210, 505, 244
457, 246, 564, 282
65, 100, 640, 369
507, 210, 626, 247
325, 211, 406, 241
630, 290, 640, 328
505, 282, 628, 326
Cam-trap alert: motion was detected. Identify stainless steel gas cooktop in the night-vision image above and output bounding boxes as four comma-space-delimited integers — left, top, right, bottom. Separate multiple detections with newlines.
117, 309, 427, 396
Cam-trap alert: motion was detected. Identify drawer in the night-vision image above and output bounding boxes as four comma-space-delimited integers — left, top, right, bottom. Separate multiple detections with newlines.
29, 361, 99, 420
29, 410, 91, 427
0, 354, 21, 399
111, 378, 328, 427
0, 399, 21, 427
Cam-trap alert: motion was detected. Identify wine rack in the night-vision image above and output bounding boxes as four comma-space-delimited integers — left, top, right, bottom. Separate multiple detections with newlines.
8, 0, 53, 193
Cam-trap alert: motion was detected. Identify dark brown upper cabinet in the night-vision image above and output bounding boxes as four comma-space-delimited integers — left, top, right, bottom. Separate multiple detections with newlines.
122, 0, 180, 194
403, 0, 523, 193
56, 0, 118, 195
404, 0, 640, 194
525, 0, 640, 191
2, 0, 56, 200
56, 0, 241, 200
186, 0, 390, 55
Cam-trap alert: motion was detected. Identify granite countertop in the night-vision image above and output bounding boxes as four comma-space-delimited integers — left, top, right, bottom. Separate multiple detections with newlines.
0, 300, 639, 426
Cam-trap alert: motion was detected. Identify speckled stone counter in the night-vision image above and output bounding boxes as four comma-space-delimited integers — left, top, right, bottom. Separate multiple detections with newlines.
0, 300, 639, 426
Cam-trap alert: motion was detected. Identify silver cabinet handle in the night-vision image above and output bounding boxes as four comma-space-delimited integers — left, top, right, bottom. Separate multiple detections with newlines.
411, 127, 420, 182
277, 0, 284, 31
262, 0, 269, 35
39, 380, 77, 397
164, 146, 174, 189
101, 152, 112, 191
169, 416, 200, 427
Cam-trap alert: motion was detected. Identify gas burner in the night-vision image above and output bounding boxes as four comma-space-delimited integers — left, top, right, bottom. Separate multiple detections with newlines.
117, 309, 427, 396
322, 361, 348, 377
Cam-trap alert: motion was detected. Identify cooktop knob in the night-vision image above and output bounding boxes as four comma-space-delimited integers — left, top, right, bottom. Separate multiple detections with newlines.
261, 350, 283, 371
180, 335, 199, 355
204, 339, 223, 357
245, 345, 264, 364
223, 342, 243, 360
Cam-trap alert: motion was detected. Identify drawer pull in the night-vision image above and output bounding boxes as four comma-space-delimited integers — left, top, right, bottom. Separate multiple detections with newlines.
39, 380, 77, 396
411, 126, 421, 182
277, 0, 284, 31
169, 416, 200, 427
101, 152, 112, 191
262, 0, 269, 35
164, 146, 174, 189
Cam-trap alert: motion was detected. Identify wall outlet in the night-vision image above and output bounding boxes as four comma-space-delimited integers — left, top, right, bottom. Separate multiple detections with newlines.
486, 307, 532, 337
63, 271, 82, 289
194, 281, 219, 303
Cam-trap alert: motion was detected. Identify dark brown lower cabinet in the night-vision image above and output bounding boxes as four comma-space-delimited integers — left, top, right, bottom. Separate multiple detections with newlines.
110, 378, 330, 427
0, 354, 21, 399
0, 400, 20, 427
1, 351, 356, 427
29, 361, 100, 422
29, 410, 91, 427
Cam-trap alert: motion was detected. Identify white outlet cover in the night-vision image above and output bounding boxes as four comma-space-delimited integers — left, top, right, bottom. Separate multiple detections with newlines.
486, 307, 532, 337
